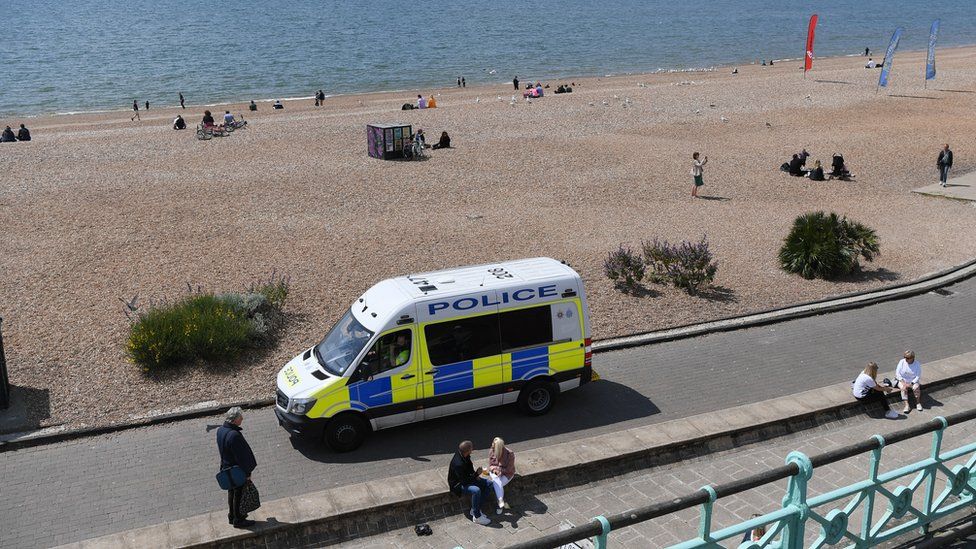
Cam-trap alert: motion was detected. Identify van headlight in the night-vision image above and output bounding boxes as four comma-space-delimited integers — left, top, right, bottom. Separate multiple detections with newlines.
288, 398, 317, 415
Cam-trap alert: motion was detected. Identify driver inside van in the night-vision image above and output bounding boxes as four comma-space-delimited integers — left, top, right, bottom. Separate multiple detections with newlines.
390, 332, 410, 367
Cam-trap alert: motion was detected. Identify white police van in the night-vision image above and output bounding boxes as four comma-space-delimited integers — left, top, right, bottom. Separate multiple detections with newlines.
275, 257, 593, 451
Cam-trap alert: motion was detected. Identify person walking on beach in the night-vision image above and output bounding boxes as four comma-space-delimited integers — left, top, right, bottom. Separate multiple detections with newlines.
865, 47, 871, 57
462, 77, 466, 87
691, 151, 708, 198
217, 407, 257, 528
938, 144, 953, 187
131, 100, 140, 121
458, 76, 462, 87
179, 92, 185, 109
513, 76, 519, 91
145, 100, 150, 110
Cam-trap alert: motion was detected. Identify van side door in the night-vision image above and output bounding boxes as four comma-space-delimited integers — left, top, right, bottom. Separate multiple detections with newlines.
419, 292, 503, 419
346, 326, 422, 429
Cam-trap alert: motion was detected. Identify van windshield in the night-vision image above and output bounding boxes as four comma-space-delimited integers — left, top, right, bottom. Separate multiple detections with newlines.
314, 310, 374, 376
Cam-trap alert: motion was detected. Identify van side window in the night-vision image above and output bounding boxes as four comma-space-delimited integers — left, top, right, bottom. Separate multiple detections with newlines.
499, 305, 554, 351
424, 314, 501, 366
357, 329, 412, 379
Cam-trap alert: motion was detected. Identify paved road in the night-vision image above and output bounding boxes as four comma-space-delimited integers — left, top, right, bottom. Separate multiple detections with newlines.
352, 383, 976, 549
2, 276, 976, 548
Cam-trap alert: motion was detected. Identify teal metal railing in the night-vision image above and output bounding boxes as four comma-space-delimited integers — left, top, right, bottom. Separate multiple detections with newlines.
507, 409, 976, 549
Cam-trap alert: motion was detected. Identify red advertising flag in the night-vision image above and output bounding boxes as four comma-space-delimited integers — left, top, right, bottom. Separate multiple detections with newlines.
805, 14, 818, 72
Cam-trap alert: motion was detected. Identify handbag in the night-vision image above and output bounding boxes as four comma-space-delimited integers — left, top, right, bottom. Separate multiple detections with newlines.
240, 481, 261, 514
216, 465, 246, 490
215, 428, 247, 490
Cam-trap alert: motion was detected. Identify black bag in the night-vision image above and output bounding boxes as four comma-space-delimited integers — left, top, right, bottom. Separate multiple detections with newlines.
414, 524, 432, 536
240, 481, 261, 515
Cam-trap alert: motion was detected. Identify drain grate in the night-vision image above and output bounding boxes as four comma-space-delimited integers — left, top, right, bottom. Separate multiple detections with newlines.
932, 288, 955, 297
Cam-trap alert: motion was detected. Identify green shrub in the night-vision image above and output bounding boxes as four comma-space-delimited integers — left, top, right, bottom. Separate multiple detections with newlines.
643, 236, 718, 295
249, 271, 290, 309
126, 274, 290, 371
604, 245, 646, 293
779, 212, 880, 280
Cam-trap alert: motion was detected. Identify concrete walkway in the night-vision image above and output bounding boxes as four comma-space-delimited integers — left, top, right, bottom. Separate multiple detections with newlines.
913, 170, 976, 202
353, 383, 976, 549
3, 275, 976, 548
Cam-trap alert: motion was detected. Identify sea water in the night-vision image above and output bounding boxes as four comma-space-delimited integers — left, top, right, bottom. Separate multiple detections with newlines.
2, 0, 973, 116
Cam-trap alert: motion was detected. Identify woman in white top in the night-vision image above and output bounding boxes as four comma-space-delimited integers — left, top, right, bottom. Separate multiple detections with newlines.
895, 350, 923, 413
691, 152, 707, 198
852, 362, 899, 419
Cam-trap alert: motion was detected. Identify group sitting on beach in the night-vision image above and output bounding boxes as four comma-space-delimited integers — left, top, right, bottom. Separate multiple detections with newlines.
554, 84, 574, 94
781, 149, 853, 181
523, 83, 545, 98
1, 124, 30, 142
402, 94, 438, 110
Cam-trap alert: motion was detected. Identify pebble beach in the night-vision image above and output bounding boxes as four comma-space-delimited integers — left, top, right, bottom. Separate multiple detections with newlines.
2, 47, 976, 429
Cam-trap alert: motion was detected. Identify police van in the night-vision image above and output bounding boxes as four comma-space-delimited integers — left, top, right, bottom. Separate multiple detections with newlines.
275, 257, 593, 451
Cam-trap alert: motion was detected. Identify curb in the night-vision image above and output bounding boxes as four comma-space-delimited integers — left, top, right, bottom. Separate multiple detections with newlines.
593, 257, 976, 352
0, 398, 273, 451
4, 257, 976, 452
60, 351, 976, 549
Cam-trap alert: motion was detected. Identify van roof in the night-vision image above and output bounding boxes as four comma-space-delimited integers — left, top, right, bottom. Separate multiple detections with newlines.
393, 257, 578, 299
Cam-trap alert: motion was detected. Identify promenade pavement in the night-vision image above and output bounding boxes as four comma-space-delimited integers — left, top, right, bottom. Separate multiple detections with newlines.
350, 384, 976, 549
3, 275, 976, 548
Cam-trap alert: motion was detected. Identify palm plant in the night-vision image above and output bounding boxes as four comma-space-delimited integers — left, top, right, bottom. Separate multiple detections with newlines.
779, 212, 879, 280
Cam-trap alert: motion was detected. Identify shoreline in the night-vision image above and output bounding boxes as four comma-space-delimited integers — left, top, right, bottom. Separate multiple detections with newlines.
9, 43, 972, 120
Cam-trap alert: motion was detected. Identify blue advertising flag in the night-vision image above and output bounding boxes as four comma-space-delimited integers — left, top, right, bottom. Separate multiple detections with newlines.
926, 20, 940, 80
879, 27, 903, 88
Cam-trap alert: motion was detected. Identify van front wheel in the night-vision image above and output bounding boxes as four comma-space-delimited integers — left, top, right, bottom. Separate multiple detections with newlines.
324, 414, 369, 452
518, 381, 557, 416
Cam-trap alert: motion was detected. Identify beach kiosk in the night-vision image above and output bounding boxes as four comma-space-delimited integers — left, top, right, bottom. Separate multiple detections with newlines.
367, 123, 412, 160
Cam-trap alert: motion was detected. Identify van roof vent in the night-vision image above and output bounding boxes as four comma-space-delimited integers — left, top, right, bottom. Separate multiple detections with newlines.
436, 277, 455, 284
418, 284, 437, 292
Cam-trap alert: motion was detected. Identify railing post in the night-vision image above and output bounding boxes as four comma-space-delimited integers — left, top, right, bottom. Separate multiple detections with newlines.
698, 486, 718, 543
591, 515, 611, 549
861, 435, 886, 544
782, 451, 813, 549
921, 417, 949, 535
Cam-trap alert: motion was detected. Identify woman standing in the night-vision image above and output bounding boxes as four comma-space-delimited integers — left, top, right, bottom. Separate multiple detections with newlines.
691, 152, 708, 198
852, 362, 899, 419
487, 437, 516, 514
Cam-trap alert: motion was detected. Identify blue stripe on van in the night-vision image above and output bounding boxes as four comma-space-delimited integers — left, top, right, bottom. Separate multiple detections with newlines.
350, 377, 394, 407
433, 360, 474, 395
512, 347, 549, 380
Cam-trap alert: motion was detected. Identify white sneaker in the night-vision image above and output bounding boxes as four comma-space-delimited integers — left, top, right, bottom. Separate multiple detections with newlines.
885, 410, 900, 419
917, 404, 923, 411
473, 514, 491, 525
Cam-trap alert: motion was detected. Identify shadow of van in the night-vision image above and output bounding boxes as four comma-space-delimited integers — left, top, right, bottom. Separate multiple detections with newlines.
290, 379, 658, 464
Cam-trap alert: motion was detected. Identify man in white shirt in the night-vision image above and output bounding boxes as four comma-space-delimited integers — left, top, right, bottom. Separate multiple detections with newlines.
895, 350, 923, 413
865, 58, 876, 68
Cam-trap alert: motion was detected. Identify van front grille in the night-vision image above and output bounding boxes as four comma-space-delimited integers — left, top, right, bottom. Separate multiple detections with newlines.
276, 389, 289, 410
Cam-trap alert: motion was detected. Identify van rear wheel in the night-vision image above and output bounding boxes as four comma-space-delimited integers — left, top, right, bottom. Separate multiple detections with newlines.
518, 380, 557, 416
324, 414, 369, 452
